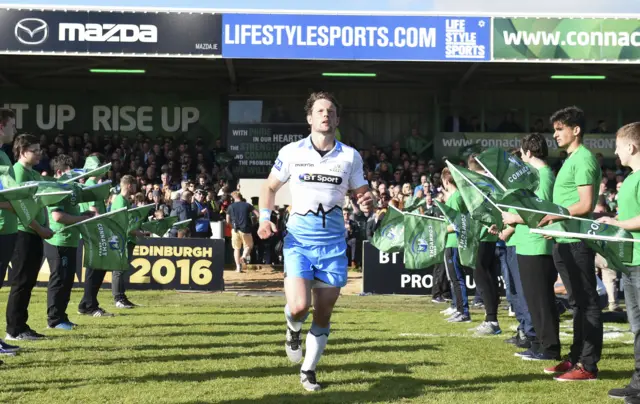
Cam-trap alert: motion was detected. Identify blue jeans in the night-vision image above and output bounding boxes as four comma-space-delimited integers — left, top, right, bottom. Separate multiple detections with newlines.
506, 246, 535, 338
497, 245, 512, 307
623, 267, 640, 388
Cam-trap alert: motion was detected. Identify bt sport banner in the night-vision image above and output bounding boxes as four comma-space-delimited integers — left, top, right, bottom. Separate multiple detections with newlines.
0, 8, 222, 56
493, 17, 640, 62
221, 14, 490, 62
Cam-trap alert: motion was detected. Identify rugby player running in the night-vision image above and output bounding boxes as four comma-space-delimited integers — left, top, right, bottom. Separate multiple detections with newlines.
258, 92, 374, 392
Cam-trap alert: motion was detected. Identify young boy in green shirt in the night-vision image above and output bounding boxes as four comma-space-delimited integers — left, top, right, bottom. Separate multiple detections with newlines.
6, 134, 54, 341
44, 154, 94, 330
538, 106, 602, 382
598, 123, 640, 401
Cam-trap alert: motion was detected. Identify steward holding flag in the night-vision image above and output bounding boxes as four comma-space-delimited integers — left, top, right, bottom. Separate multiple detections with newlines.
110, 175, 146, 309
6, 134, 54, 342
0, 108, 22, 356
77, 154, 114, 318
538, 106, 603, 382
466, 156, 502, 336
597, 123, 640, 401
440, 168, 471, 323
501, 134, 562, 361
44, 155, 95, 331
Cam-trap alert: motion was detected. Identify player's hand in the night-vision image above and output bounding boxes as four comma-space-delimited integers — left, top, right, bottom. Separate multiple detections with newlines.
597, 216, 617, 226
488, 224, 499, 235
258, 220, 277, 240
38, 227, 54, 240
356, 192, 374, 209
501, 211, 520, 226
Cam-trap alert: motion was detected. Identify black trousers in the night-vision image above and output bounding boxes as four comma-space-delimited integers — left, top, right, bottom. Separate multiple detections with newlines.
552, 242, 602, 373
44, 243, 77, 327
518, 254, 561, 358
475, 241, 499, 322
112, 243, 135, 301
6, 231, 43, 336
431, 263, 451, 300
0, 233, 17, 289
78, 267, 107, 312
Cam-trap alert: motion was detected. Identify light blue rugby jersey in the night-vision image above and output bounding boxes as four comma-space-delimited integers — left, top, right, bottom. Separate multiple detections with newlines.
271, 135, 368, 245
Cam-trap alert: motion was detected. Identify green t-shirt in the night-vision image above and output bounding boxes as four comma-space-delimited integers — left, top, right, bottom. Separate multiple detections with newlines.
111, 194, 134, 244
617, 170, 640, 266
0, 150, 18, 235
552, 145, 602, 243
515, 165, 555, 256
13, 161, 46, 234
445, 190, 466, 248
78, 179, 107, 215
47, 193, 81, 248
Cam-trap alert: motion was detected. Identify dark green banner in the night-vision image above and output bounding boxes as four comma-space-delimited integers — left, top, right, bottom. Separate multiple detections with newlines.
1, 90, 220, 139
494, 17, 640, 61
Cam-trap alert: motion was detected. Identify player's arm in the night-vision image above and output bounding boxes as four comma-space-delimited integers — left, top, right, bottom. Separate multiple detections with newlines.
51, 208, 93, 225
0, 201, 13, 212
258, 154, 289, 239
567, 185, 595, 217
260, 173, 286, 214
350, 152, 374, 209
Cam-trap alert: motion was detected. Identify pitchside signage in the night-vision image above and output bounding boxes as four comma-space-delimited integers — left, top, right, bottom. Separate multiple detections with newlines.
221, 14, 490, 61
227, 123, 308, 178
35, 238, 225, 291
362, 241, 479, 296
0, 9, 222, 56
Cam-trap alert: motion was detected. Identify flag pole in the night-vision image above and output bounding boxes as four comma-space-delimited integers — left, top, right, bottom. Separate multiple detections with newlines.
0, 183, 38, 195
473, 157, 509, 193
496, 203, 596, 223
404, 211, 446, 221
58, 208, 128, 232
60, 163, 113, 184
127, 203, 156, 213
446, 161, 505, 214
173, 219, 192, 226
530, 228, 640, 243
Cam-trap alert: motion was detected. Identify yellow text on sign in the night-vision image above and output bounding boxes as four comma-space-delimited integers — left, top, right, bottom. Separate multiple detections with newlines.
129, 258, 213, 286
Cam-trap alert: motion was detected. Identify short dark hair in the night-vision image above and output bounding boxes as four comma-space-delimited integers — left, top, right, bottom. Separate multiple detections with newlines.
13, 134, 38, 161
304, 91, 340, 117
521, 133, 548, 159
550, 106, 586, 138
51, 154, 73, 174
0, 108, 15, 124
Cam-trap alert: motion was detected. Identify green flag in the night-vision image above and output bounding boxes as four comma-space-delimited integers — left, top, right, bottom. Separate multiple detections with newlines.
83, 156, 101, 170
475, 147, 539, 192
435, 200, 482, 268
537, 219, 634, 274
446, 161, 505, 228
0, 175, 38, 202
142, 216, 179, 237
27, 181, 74, 206
62, 208, 129, 271
403, 197, 426, 213
77, 180, 112, 204
403, 212, 447, 270
499, 190, 570, 228
57, 163, 112, 184
371, 205, 405, 253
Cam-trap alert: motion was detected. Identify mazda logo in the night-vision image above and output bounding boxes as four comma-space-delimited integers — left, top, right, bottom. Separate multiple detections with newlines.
15, 18, 49, 45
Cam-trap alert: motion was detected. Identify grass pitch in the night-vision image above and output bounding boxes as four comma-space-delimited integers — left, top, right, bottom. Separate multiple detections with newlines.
0, 288, 633, 403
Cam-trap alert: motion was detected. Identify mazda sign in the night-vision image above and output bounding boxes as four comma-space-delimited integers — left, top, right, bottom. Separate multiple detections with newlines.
14, 18, 49, 45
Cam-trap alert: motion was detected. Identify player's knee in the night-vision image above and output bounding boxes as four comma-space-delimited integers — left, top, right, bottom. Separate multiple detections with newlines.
289, 302, 310, 318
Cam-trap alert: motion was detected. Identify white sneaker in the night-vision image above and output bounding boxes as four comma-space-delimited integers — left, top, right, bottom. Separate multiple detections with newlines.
300, 370, 321, 391
441, 307, 456, 316
508, 306, 516, 317
285, 328, 303, 364
236, 266, 242, 273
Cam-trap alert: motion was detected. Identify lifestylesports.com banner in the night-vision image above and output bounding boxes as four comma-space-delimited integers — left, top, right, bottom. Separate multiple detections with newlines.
434, 132, 617, 160
494, 17, 640, 62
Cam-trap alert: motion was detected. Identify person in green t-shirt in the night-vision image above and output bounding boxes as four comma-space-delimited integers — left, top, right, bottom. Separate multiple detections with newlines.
0, 108, 18, 293
441, 168, 471, 323
44, 154, 95, 330
77, 154, 115, 318
597, 123, 640, 400
502, 133, 561, 362
537, 106, 602, 381
466, 155, 501, 337
6, 134, 54, 342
